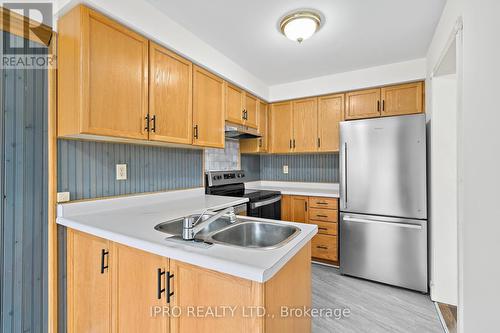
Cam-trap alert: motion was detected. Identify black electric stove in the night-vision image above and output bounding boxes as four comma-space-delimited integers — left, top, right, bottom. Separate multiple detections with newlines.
205, 170, 281, 220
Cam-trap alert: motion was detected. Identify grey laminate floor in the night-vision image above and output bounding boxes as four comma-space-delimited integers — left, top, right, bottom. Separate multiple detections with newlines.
312, 264, 444, 333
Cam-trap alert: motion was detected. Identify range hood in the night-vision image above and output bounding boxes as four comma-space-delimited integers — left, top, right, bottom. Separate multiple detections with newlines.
224, 122, 261, 139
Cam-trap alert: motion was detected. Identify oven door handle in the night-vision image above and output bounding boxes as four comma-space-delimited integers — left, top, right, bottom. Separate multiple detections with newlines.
250, 195, 281, 209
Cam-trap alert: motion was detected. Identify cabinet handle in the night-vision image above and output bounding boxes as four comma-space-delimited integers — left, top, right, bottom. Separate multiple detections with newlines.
259, 138, 262, 147
151, 115, 156, 133
316, 214, 328, 218
377, 100, 381, 112
144, 115, 150, 132
157, 268, 166, 299
193, 125, 199, 139
166, 271, 174, 303
317, 245, 328, 250
242, 109, 245, 120
382, 100, 385, 111
293, 139, 296, 148
305, 201, 308, 211
100, 249, 109, 274
317, 138, 321, 148
289, 139, 292, 149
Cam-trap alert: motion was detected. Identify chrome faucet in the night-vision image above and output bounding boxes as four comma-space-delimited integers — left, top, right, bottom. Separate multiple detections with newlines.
182, 206, 237, 241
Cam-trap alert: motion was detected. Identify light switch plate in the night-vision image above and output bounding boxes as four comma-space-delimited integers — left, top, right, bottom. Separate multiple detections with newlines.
283, 165, 289, 174
116, 164, 127, 180
57, 192, 70, 203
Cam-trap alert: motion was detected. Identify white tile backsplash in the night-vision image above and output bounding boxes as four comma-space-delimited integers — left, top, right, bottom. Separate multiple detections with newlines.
204, 139, 240, 171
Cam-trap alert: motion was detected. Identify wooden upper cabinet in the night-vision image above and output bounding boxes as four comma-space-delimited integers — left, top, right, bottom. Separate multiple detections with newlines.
149, 42, 192, 144
244, 93, 259, 128
240, 100, 268, 153
67, 230, 111, 333
258, 101, 268, 151
58, 5, 149, 140
225, 83, 245, 125
112, 243, 170, 332
381, 82, 424, 117
345, 88, 381, 120
292, 98, 318, 152
318, 94, 344, 152
192, 65, 225, 148
269, 101, 293, 153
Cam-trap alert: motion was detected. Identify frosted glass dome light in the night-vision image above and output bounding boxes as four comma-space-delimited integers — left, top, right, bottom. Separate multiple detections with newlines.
280, 11, 321, 43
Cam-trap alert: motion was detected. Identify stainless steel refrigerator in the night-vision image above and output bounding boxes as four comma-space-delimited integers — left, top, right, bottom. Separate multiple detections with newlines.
339, 114, 428, 292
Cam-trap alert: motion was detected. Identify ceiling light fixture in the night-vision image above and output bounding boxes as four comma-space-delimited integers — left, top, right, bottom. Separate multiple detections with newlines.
279, 10, 322, 43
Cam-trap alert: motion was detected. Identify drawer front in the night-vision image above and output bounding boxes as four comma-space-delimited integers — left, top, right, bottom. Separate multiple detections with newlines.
311, 234, 338, 261
309, 197, 338, 210
311, 221, 337, 236
309, 208, 338, 222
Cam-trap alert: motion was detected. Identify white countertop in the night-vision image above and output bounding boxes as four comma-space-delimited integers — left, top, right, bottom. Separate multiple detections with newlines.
56, 188, 317, 283
245, 181, 339, 198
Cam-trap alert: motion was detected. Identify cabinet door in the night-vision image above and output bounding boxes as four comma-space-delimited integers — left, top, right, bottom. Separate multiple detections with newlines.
381, 82, 424, 117
244, 93, 259, 129
345, 88, 381, 120
82, 7, 149, 139
149, 42, 192, 144
318, 94, 344, 152
226, 83, 244, 125
192, 66, 225, 148
112, 243, 169, 332
292, 98, 318, 152
290, 196, 309, 223
258, 101, 268, 151
269, 101, 293, 153
67, 229, 111, 333
281, 195, 292, 221
170, 260, 263, 332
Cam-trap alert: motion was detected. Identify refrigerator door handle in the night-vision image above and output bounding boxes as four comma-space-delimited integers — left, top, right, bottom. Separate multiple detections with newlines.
343, 216, 423, 230
343, 142, 348, 206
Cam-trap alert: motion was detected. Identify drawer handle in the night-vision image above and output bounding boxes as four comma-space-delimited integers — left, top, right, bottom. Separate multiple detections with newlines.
316, 215, 328, 218
316, 245, 329, 250
318, 227, 328, 231
316, 202, 329, 205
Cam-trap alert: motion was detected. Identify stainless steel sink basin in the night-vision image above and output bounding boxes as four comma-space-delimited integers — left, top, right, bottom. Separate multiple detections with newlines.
208, 221, 300, 249
154, 214, 233, 238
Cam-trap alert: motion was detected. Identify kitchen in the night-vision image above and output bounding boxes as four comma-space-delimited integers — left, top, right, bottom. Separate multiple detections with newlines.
1, 0, 498, 332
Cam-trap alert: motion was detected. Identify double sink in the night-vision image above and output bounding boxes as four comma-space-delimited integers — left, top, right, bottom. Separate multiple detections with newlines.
155, 213, 300, 249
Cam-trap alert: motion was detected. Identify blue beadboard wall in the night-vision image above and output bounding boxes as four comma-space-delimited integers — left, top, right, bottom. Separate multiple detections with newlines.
1, 32, 48, 333
241, 153, 339, 183
57, 139, 204, 200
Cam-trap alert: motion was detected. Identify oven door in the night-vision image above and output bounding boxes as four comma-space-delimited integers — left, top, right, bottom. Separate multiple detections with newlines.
247, 195, 281, 220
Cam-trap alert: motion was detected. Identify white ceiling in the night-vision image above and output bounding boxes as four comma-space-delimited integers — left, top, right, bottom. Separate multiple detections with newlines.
146, 0, 445, 86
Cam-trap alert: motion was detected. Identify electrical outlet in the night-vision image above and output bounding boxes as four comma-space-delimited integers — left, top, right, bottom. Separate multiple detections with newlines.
283, 165, 289, 174
116, 164, 127, 180
57, 192, 70, 203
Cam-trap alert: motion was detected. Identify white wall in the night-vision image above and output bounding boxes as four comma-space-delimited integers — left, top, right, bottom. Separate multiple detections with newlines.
427, 0, 500, 331
54, 0, 269, 100
268, 58, 426, 101
430, 74, 458, 305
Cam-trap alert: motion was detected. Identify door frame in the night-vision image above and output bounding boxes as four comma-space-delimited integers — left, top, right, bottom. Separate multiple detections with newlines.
429, 16, 463, 333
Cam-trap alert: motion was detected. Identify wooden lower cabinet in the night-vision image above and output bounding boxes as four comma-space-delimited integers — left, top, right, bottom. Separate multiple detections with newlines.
67, 228, 311, 333
281, 195, 339, 265
67, 230, 112, 333
311, 235, 338, 262
112, 243, 170, 332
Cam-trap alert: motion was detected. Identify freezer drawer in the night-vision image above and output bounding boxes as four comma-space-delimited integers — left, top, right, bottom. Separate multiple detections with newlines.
340, 213, 428, 292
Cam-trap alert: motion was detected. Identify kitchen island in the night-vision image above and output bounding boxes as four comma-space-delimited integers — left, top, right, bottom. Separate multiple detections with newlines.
57, 188, 317, 332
